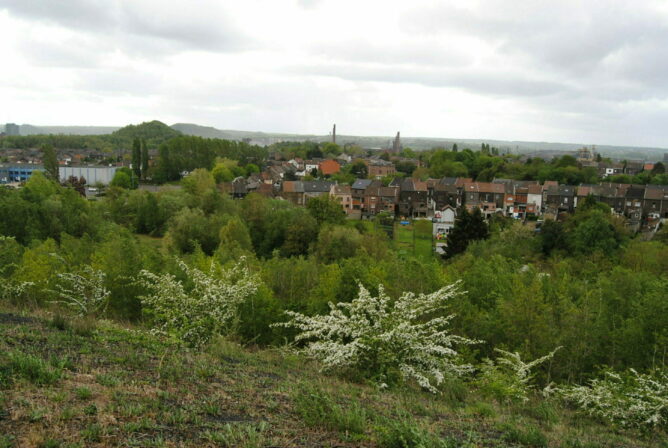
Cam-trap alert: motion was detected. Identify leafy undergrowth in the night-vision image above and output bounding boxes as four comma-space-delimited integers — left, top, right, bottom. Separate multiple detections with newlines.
0, 309, 665, 448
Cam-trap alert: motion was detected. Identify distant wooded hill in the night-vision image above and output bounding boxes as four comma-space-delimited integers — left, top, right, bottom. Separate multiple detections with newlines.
9, 122, 667, 160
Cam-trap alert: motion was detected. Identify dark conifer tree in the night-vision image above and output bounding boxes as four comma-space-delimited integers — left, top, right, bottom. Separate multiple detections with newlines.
444, 207, 489, 258
141, 139, 149, 179
132, 138, 141, 180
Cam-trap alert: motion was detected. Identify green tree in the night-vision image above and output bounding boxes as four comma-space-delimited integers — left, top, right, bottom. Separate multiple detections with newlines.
306, 194, 345, 225
570, 211, 624, 256
218, 216, 253, 254
314, 226, 363, 263
132, 138, 142, 179
110, 170, 132, 189
350, 160, 368, 178
40, 144, 59, 181
540, 219, 568, 256
444, 207, 489, 258
141, 139, 149, 179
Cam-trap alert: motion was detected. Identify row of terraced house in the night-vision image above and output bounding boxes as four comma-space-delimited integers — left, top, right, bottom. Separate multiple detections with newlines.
221, 175, 668, 224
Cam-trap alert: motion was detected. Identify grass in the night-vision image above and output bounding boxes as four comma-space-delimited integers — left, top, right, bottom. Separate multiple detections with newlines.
0, 307, 664, 447
394, 220, 434, 260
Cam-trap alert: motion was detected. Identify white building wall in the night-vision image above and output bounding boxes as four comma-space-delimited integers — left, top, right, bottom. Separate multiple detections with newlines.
59, 166, 118, 185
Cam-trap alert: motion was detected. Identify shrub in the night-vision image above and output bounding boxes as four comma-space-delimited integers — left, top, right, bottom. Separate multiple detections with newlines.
556, 368, 668, 430
477, 347, 561, 403
138, 258, 259, 347
276, 282, 479, 393
0, 280, 35, 304
51, 265, 110, 317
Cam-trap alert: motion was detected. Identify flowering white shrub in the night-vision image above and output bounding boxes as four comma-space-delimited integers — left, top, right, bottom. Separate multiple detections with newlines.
275, 281, 478, 393
137, 259, 258, 348
0, 280, 35, 302
52, 266, 110, 317
556, 369, 668, 430
477, 347, 561, 403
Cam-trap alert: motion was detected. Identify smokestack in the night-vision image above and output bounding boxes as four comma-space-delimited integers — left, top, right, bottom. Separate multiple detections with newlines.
332, 124, 336, 144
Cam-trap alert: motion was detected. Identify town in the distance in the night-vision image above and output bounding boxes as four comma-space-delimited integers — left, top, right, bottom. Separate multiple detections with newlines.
2, 120, 666, 250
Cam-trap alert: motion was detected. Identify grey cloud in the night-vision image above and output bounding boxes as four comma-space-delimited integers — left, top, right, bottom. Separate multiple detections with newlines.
17, 35, 106, 68
404, 3, 668, 75
295, 62, 567, 97
77, 69, 164, 96
311, 39, 474, 67
0, 0, 252, 54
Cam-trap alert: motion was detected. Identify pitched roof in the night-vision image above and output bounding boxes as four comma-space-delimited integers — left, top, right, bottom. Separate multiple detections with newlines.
319, 159, 341, 175
331, 184, 351, 195
476, 182, 506, 194
527, 184, 543, 195
303, 181, 334, 193
282, 181, 303, 193
352, 179, 373, 190
644, 185, 668, 200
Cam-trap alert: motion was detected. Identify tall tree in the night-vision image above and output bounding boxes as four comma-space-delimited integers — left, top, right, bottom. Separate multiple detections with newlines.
444, 207, 489, 258
131, 138, 141, 180
141, 139, 149, 179
40, 144, 59, 181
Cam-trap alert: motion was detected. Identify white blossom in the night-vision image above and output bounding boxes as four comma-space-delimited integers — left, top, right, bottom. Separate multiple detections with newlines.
275, 281, 479, 393
51, 265, 110, 317
556, 369, 668, 429
137, 258, 258, 348
0, 280, 35, 302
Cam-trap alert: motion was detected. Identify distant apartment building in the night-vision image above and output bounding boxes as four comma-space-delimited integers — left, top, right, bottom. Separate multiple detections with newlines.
4, 123, 19, 136
0, 164, 117, 185
365, 159, 396, 178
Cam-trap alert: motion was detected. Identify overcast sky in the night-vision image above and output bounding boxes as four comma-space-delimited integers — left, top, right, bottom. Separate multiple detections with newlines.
1, 0, 668, 147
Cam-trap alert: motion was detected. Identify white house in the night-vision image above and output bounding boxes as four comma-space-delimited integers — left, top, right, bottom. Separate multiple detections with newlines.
432, 206, 456, 237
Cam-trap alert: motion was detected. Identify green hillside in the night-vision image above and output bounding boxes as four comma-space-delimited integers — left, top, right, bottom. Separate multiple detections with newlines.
0, 307, 662, 448
109, 121, 182, 148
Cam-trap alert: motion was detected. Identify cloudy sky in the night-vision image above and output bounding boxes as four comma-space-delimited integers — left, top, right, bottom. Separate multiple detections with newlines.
1, 0, 668, 147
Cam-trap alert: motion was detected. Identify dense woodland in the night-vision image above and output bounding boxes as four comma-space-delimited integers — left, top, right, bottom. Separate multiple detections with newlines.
1, 168, 666, 385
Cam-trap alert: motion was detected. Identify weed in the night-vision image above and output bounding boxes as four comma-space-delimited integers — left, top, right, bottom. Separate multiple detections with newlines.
83, 403, 97, 416
520, 400, 559, 425
499, 422, 548, 447
466, 402, 496, 418
376, 416, 451, 448
0, 435, 14, 448
59, 406, 76, 421
95, 373, 120, 387
74, 387, 92, 400
201, 422, 268, 448
5, 351, 63, 385
38, 440, 61, 448
80, 423, 102, 442
292, 383, 368, 436
29, 407, 47, 422
71, 317, 97, 337
49, 313, 69, 331
561, 438, 602, 448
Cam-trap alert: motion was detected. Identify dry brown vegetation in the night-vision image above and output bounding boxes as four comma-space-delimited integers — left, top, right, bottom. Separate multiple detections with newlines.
0, 309, 664, 448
